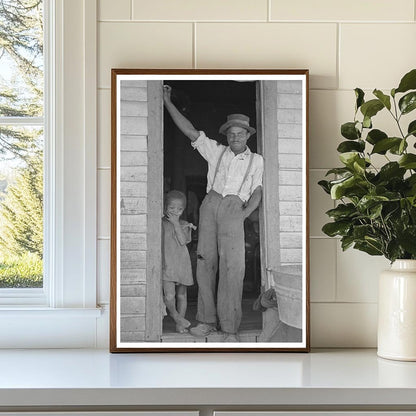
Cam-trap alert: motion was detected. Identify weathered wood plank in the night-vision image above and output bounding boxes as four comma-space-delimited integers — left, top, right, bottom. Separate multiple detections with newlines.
120, 86, 147, 101
279, 185, 303, 201
279, 154, 302, 169
120, 232, 147, 250
120, 166, 147, 182
120, 214, 147, 233
277, 108, 302, 124
120, 182, 147, 198
280, 216, 302, 232
280, 201, 302, 215
277, 93, 302, 109
120, 296, 146, 314
281, 264, 303, 275
258, 81, 281, 291
120, 116, 148, 135
277, 123, 302, 139
120, 151, 148, 166
120, 250, 147, 269
120, 197, 147, 215
281, 248, 303, 263
279, 138, 302, 154
120, 331, 145, 342
279, 170, 302, 185
120, 315, 146, 332
121, 80, 147, 88
145, 80, 163, 341
276, 80, 302, 94
120, 101, 148, 117
120, 135, 147, 151
161, 334, 206, 343
121, 284, 147, 297
120, 269, 146, 284
280, 232, 303, 248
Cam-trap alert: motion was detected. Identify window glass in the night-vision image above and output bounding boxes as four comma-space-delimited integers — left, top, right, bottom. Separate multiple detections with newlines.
0, 0, 44, 289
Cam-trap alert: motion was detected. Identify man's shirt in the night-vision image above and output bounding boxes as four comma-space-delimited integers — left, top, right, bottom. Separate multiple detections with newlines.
192, 131, 264, 203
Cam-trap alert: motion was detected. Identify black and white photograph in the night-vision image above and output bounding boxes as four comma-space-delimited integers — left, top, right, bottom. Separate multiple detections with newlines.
110, 69, 309, 352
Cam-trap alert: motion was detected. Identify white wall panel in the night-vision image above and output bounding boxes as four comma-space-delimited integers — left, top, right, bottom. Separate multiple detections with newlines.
96, 1, 416, 348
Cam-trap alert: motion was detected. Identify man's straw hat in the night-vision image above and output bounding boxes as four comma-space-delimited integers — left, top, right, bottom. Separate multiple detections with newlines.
219, 114, 256, 136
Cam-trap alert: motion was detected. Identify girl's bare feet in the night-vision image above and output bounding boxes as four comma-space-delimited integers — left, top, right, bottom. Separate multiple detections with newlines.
176, 324, 189, 334
176, 316, 191, 329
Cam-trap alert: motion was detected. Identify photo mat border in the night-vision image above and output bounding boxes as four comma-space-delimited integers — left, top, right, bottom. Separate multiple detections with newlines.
110, 69, 310, 353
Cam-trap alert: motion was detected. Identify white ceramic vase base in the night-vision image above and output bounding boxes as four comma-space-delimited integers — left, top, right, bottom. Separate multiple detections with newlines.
378, 260, 416, 362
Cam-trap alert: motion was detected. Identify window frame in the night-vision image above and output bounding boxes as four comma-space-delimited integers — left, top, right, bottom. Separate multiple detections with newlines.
0, 0, 100, 348
0, 1, 49, 305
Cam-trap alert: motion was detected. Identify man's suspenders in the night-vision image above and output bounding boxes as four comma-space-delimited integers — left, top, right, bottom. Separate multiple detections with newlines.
237, 153, 254, 197
211, 147, 227, 191
211, 147, 255, 199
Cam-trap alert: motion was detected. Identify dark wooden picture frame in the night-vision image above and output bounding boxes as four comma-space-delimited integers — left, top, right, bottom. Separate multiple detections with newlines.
110, 69, 310, 352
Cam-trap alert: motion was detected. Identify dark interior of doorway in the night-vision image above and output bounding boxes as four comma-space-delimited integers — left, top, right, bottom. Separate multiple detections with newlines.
162, 80, 263, 335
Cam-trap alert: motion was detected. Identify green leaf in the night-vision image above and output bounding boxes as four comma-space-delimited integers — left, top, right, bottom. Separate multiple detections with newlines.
341, 235, 355, 251
363, 116, 372, 129
357, 195, 389, 211
326, 203, 357, 220
337, 140, 365, 153
371, 137, 402, 154
353, 158, 367, 174
369, 203, 383, 220
399, 154, 416, 169
355, 88, 365, 110
366, 129, 387, 145
325, 167, 352, 176
408, 120, 416, 138
378, 162, 406, 181
318, 180, 331, 194
395, 69, 416, 94
330, 176, 358, 199
373, 89, 391, 110
398, 227, 416, 255
352, 224, 374, 240
360, 99, 384, 119
339, 152, 360, 167
399, 92, 416, 115
322, 221, 351, 237
354, 241, 383, 256
386, 240, 403, 263
389, 139, 408, 155
341, 122, 361, 140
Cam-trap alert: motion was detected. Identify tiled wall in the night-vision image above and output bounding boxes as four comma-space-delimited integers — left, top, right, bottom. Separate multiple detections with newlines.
97, 0, 416, 347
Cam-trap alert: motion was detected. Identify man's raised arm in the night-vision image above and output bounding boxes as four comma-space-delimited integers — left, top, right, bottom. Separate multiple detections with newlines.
163, 85, 199, 142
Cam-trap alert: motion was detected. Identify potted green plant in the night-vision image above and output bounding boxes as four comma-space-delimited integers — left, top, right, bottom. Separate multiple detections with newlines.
319, 68, 416, 361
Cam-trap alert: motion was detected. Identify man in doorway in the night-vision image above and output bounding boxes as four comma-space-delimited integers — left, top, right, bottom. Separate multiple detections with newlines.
163, 85, 264, 342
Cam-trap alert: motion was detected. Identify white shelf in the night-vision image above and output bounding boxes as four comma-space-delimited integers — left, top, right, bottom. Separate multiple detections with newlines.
0, 349, 415, 409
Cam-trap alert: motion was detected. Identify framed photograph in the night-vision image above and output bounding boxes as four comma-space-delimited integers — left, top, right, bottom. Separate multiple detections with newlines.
110, 69, 310, 352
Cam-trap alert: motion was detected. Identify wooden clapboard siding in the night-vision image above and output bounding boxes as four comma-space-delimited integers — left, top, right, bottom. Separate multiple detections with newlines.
119, 79, 150, 343
276, 80, 303, 270
260, 80, 304, 334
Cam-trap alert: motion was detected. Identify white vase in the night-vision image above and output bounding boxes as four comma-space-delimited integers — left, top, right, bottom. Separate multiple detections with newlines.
378, 259, 416, 361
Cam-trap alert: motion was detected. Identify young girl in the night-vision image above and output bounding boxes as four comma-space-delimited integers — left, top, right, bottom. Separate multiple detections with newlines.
162, 190, 196, 333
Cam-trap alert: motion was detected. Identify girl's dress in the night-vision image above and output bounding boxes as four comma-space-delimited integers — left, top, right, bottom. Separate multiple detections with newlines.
162, 217, 194, 286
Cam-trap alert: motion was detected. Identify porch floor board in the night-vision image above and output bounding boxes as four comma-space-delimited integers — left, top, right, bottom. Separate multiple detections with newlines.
161, 297, 262, 343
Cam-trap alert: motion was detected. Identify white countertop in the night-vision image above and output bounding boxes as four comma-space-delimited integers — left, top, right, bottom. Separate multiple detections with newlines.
0, 348, 416, 408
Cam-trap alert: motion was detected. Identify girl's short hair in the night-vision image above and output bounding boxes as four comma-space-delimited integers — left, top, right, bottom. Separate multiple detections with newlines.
165, 190, 187, 207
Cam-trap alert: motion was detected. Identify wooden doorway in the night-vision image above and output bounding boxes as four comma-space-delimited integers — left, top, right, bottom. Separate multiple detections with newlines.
161, 80, 264, 341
